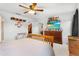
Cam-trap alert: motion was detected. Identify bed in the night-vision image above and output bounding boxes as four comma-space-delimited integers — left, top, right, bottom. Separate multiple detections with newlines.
0, 38, 55, 56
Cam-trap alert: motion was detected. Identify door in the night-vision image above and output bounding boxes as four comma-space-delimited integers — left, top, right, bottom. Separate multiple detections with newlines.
28, 23, 32, 34
0, 16, 4, 42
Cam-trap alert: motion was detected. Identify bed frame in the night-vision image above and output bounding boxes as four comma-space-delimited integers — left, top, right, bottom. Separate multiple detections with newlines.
27, 34, 54, 47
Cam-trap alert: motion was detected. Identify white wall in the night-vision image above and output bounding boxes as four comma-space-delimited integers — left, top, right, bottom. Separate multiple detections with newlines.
0, 3, 77, 44
40, 12, 74, 44
32, 22, 42, 34
31, 12, 74, 44
46, 12, 74, 44
0, 10, 43, 41
59, 12, 74, 44
0, 11, 29, 41
0, 16, 2, 42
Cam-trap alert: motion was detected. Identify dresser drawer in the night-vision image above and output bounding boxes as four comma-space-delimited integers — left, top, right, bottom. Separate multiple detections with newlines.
44, 31, 62, 44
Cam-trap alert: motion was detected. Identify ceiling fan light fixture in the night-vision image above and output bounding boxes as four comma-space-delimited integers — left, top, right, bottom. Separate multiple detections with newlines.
28, 10, 35, 14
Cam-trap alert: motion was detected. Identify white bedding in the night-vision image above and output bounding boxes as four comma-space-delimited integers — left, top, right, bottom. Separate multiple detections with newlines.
0, 38, 55, 56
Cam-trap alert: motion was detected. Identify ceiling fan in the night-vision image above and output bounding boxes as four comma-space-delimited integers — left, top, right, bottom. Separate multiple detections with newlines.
19, 3, 44, 15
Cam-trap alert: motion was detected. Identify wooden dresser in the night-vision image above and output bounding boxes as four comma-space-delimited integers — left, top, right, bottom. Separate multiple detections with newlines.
68, 36, 79, 56
44, 31, 62, 44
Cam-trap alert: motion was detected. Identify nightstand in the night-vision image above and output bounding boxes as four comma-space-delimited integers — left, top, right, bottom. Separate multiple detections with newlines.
68, 36, 79, 56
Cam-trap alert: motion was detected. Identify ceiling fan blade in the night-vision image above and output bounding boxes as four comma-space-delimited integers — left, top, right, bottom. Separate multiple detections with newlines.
19, 5, 30, 9
35, 9, 44, 11
24, 11, 29, 14
16, 13, 22, 15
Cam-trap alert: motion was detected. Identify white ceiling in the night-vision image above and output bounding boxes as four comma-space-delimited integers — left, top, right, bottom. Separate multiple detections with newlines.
0, 3, 77, 23
0, 3, 76, 15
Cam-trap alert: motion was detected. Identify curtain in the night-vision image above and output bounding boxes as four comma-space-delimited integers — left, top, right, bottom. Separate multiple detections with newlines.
72, 9, 78, 36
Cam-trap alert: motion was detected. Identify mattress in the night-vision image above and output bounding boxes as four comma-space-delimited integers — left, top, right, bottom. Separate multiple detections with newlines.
0, 38, 55, 56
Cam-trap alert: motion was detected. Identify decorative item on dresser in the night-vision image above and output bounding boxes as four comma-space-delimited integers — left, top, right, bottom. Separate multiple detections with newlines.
68, 36, 79, 56
44, 30, 62, 44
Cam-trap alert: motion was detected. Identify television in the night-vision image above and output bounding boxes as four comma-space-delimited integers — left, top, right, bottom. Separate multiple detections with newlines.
47, 20, 61, 30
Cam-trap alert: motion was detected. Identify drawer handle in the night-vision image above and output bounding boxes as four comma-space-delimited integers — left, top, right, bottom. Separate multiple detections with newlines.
69, 39, 77, 41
